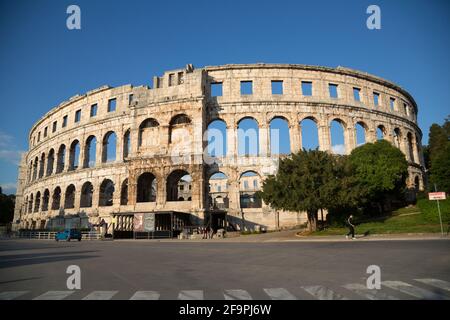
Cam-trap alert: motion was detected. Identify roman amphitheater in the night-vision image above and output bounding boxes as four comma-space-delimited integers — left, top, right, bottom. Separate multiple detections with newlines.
13, 63, 425, 236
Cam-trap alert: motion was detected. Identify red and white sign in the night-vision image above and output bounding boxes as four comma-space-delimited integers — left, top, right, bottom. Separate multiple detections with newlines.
428, 192, 446, 200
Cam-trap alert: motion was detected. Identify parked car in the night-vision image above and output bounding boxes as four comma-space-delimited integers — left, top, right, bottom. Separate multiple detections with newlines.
55, 229, 82, 241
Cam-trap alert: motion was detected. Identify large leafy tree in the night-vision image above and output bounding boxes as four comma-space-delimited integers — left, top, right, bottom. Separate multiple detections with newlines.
259, 150, 350, 232
427, 116, 450, 192
0, 187, 15, 224
348, 140, 408, 208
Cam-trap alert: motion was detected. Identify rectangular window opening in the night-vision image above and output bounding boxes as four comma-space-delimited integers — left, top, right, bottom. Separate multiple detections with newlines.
168, 73, 175, 87
240, 81, 253, 95
390, 98, 396, 111
44, 127, 48, 138
301, 81, 313, 96
373, 92, 380, 106
271, 80, 283, 95
90, 104, 98, 117
211, 82, 223, 97
353, 88, 361, 102
108, 98, 116, 112
329, 83, 338, 99
52, 121, 57, 133
75, 109, 81, 123
62, 115, 68, 128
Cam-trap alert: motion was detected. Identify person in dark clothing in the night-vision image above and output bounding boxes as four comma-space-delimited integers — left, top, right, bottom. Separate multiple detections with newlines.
346, 214, 356, 240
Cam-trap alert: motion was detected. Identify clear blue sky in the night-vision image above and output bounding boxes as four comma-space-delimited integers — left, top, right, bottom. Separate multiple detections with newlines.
0, 0, 449, 194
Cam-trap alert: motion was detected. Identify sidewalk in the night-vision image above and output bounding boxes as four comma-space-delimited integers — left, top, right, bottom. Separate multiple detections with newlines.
114, 230, 449, 243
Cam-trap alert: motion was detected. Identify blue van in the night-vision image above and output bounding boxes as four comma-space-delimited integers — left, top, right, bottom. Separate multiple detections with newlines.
55, 229, 82, 241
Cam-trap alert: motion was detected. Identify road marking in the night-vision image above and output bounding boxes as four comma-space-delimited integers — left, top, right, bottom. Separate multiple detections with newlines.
0, 291, 29, 300
178, 290, 204, 300
129, 291, 160, 300
302, 285, 348, 300
224, 289, 253, 300
82, 291, 118, 300
33, 291, 74, 300
382, 281, 447, 300
343, 283, 399, 300
414, 279, 450, 292
263, 288, 297, 300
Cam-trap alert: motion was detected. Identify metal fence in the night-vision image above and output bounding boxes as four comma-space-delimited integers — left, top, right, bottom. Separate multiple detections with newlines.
16, 231, 102, 240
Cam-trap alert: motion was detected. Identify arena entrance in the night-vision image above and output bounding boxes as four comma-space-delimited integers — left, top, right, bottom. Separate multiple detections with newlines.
112, 211, 191, 239
205, 211, 227, 232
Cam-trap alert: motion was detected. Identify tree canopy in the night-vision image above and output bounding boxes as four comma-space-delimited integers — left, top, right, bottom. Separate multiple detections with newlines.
259, 140, 409, 231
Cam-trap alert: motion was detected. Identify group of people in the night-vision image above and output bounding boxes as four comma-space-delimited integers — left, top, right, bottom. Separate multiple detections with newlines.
198, 226, 214, 239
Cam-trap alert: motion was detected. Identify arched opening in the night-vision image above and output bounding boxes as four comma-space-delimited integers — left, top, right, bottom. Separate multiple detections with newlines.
136, 173, 157, 202
208, 172, 229, 209
121, 179, 128, 205
270, 117, 290, 155
123, 129, 131, 158
34, 191, 41, 213
393, 128, 402, 149
377, 125, 385, 140
84, 136, 97, 168
138, 118, 159, 148
300, 117, 319, 150
56, 145, 66, 173
42, 189, 50, 211
102, 131, 117, 163
80, 182, 93, 208
64, 184, 76, 209
237, 117, 259, 156
38, 153, 45, 178
99, 179, 115, 207
51, 187, 61, 210
330, 119, 346, 155
32, 157, 38, 181
69, 140, 80, 171
46, 149, 54, 176
239, 171, 262, 208
407, 132, 415, 162
414, 176, 420, 192
166, 170, 192, 201
355, 122, 367, 146
169, 114, 191, 144
207, 119, 227, 157
28, 194, 33, 213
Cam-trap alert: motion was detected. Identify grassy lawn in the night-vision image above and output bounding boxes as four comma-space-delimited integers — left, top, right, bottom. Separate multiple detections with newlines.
311, 198, 450, 236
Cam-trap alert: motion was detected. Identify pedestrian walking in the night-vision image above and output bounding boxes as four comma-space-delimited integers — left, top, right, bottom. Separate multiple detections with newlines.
346, 214, 356, 240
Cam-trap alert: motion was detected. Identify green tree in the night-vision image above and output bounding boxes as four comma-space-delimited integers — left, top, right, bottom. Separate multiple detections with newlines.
430, 141, 450, 192
427, 116, 450, 192
0, 188, 15, 224
258, 150, 348, 232
348, 140, 408, 211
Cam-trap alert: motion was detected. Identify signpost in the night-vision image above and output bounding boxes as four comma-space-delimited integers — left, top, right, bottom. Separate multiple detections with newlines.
428, 189, 446, 236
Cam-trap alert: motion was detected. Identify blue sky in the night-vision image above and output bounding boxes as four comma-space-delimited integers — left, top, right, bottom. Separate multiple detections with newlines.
0, 0, 449, 194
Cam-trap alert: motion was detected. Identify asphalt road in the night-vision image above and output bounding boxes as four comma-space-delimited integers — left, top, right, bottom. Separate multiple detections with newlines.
0, 239, 449, 300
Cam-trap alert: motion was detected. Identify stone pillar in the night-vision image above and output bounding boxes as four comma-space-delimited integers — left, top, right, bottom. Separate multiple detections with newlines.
79, 135, 86, 168
289, 122, 302, 153
96, 133, 103, 165
318, 124, 331, 152
74, 184, 81, 212
413, 136, 420, 165
227, 125, 237, 158
259, 124, 269, 157
64, 142, 71, 172
345, 126, 356, 154
116, 129, 124, 162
